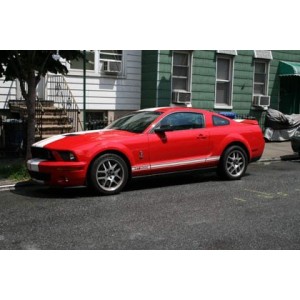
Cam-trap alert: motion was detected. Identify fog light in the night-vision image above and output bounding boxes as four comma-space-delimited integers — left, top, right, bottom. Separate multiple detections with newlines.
58, 177, 69, 183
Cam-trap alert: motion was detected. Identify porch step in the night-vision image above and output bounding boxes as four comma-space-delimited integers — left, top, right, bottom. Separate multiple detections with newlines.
8, 99, 76, 142
39, 115, 70, 125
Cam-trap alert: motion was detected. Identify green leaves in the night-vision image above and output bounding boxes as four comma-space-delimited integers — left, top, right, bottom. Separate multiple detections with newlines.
0, 50, 83, 81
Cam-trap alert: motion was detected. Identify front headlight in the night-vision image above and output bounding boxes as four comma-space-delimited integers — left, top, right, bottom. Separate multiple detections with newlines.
58, 151, 77, 161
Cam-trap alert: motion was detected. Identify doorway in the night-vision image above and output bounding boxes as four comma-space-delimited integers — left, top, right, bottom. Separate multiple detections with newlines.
279, 76, 300, 114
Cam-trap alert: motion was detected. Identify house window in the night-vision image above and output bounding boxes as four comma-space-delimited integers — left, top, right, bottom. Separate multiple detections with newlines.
215, 56, 233, 107
172, 51, 191, 91
69, 50, 123, 75
253, 60, 269, 95
99, 50, 123, 74
70, 51, 95, 70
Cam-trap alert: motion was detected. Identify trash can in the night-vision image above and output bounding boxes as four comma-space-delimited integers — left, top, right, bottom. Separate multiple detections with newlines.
3, 119, 24, 152
219, 112, 237, 119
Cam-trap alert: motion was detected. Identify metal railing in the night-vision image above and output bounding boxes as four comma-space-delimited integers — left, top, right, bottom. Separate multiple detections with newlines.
46, 75, 83, 132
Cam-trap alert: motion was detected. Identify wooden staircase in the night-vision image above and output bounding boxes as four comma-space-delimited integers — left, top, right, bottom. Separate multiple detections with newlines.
9, 99, 74, 140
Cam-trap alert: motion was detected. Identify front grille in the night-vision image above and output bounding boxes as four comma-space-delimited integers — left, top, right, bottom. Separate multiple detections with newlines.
29, 171, 51, 181
31, 147, 54, 160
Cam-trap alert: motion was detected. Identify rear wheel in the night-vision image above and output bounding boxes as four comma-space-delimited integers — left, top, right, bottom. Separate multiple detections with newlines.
89, 154, 128, 195
218, 145, 248, 180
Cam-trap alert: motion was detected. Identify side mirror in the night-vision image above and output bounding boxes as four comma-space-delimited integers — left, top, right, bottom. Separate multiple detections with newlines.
154, 125, 173, 134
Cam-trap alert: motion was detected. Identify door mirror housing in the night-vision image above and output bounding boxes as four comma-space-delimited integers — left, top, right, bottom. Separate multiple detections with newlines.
154, 125, 173, 134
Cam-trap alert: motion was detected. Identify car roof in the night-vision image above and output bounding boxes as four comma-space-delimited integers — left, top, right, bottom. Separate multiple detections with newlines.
138, 107, 209, 114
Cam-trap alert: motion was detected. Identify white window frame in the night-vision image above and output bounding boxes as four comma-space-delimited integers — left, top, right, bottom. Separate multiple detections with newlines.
171, 51, 192, 92
254, 50, 273, 60
99, 50, 124, 76
215, 55, 234, 109
67, 50, 125, 77
68, 50, 96, 76
253, 59, 270, 96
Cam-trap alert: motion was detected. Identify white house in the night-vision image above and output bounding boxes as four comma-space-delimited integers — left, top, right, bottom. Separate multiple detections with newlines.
0, 50, 142, 125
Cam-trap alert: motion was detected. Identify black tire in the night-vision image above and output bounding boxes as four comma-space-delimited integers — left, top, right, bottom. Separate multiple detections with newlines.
89, 153, 128, 195
218, 145, 248, 180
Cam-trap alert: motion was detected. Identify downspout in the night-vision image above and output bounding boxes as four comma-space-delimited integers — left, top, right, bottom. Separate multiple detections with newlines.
83, 50, 86, 130
156, 50, 160, 107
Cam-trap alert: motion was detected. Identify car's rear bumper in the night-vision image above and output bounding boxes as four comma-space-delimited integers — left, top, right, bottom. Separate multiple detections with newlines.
27, 159, 87, 187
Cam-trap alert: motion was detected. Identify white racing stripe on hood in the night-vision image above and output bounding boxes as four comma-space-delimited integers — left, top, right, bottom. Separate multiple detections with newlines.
33, 134, 66, 148
32, 129, 110, 148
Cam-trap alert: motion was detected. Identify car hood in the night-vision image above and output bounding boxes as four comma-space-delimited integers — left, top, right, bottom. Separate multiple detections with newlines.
32, 129, 138, 150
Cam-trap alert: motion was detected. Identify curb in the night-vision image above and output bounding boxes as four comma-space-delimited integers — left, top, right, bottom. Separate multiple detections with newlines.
0, 180, 36, 192
0, 184, 16, 192
258, 158, 282, 163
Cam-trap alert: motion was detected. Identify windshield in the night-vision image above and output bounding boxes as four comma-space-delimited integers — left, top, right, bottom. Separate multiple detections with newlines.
106, 111, 162, 133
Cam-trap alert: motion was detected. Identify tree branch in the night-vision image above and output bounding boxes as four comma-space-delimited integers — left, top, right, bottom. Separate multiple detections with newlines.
38, 52, 51, 76
13, 50, 27, 80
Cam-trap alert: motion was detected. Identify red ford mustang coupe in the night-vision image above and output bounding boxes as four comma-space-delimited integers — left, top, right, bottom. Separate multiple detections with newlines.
27, 107, 265, 195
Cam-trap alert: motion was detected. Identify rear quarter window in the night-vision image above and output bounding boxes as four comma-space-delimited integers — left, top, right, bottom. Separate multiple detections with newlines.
213, 115, 230, 126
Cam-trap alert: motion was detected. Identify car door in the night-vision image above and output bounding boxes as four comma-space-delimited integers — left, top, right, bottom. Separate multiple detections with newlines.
148, 112, 211, 173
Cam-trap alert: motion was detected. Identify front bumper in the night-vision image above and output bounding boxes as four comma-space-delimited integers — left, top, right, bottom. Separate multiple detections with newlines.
27, 159, 87, 187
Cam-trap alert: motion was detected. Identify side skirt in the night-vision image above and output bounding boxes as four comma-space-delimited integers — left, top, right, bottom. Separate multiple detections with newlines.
131, 166, 218, 179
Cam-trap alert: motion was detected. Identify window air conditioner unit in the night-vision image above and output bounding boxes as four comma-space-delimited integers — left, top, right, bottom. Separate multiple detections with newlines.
252, 95, 270, 108
103, 61, 121, 74
172, 91, 191, 103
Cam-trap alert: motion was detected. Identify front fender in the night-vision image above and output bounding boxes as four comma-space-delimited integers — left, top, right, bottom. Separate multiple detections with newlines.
88, 142, 136, 167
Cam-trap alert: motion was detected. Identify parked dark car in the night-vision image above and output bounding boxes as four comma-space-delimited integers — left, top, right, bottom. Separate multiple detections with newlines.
291, 127, 300, 155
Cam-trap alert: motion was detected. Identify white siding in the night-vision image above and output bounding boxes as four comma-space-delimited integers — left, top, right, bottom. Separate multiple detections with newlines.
0, 80, 17, 109
65, 50, 142, 111
0, 50, 142, 112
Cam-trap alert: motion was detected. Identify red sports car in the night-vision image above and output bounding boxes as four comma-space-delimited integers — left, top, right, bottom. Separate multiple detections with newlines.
27, 107, 265, 195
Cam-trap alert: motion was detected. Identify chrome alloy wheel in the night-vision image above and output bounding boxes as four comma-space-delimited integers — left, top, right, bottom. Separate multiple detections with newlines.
96, 158, 125, 192
225, 149, 246, 178
90, 154, 129, 195
218, 145, 248, 180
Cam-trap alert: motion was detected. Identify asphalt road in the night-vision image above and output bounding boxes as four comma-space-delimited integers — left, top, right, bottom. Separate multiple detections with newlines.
1, 159, 300, 250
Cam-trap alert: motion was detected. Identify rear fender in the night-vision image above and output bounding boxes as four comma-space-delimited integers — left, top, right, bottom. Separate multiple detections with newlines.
216, 134, 251, 161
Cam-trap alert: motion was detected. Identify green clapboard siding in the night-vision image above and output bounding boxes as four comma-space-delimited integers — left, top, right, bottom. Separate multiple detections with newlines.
142, 50, 300, 117
141, 50, 158, 108
157, 51, 172, 107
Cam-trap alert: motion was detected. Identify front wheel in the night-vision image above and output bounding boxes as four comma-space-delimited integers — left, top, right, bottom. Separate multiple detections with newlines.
89, 154, 129, 195
218, 145, 248, 180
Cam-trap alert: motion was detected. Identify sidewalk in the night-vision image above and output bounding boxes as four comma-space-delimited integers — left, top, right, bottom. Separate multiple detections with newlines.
260, 141, 298, 162
0, 141, 298, 192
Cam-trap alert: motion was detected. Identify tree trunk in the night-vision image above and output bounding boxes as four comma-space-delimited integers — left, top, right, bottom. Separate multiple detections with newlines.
25, 71, 37, 161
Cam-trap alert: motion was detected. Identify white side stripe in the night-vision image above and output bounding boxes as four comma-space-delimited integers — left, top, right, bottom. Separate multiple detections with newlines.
206, 156, 220, 162
151, 158, 206, 170
132, 156, 220, 172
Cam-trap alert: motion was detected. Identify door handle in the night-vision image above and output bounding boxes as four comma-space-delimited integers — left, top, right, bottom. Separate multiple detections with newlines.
197, 134, 207, 140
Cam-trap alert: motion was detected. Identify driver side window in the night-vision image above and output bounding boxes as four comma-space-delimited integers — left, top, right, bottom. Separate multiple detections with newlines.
157, 112, 204, 131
